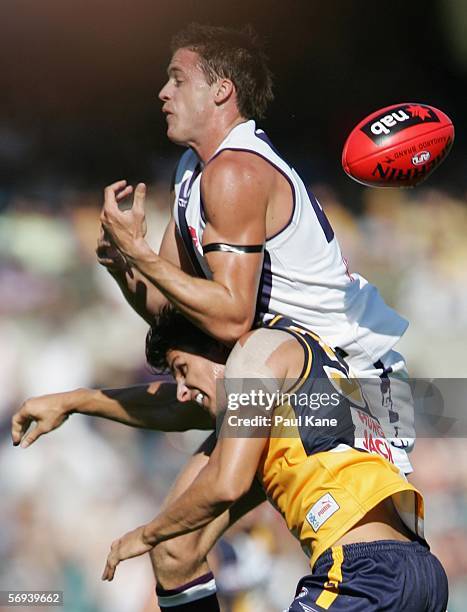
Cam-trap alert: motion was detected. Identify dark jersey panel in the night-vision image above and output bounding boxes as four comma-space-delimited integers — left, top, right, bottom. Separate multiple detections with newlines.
266, 315, 379, 456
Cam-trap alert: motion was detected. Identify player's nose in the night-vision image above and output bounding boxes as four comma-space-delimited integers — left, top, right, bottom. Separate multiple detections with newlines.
176, 381, 191, 403
158, 82, 170, 102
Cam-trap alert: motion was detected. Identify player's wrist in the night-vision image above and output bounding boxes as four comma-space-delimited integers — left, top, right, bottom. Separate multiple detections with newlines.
63, 388, 95, 416
141, 523, 159, 547
124, 238, 156, 265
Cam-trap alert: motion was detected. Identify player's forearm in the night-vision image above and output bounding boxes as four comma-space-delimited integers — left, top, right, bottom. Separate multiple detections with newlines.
66, 383, 213, 431
142, 465, 241, 546
108, 268, 168, 325
126, 240, 253, 344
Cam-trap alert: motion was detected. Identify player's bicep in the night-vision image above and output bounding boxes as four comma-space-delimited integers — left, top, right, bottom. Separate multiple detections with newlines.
200, 155, 268, 301
201, 155, 268, 245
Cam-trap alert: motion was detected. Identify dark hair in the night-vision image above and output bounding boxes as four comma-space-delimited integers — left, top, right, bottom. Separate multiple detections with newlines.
171, 23, 274, 120
146, 306, 218, 373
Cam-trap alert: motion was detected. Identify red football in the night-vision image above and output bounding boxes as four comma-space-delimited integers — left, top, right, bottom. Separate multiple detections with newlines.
342, 103, 454, 187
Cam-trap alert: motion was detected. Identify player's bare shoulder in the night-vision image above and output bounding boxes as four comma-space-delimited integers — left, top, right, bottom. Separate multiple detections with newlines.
201, 150, 274, 214
206, 148, 277, 181
225, 328, 303, 384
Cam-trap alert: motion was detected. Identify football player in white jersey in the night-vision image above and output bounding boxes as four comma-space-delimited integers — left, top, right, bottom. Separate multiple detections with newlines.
13, 24, 415, 612
98, 23, 414, 465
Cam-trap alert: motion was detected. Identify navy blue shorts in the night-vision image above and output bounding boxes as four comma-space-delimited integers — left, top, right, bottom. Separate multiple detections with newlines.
287, 540, 448, 611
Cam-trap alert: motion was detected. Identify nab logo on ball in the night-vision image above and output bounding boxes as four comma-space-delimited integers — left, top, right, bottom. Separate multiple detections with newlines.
342, 102, 454, 187
361, 104, 440, 145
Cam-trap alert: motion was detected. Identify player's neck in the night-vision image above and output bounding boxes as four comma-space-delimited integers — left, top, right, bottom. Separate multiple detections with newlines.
190, 115, 248, 163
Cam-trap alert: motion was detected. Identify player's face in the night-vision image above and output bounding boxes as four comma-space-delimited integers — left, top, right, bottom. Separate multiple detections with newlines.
159, 48, 216, 145
168, 348, 225, 417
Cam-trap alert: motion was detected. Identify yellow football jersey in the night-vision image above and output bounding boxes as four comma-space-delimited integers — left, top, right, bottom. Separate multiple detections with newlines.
258, 316, 423, 568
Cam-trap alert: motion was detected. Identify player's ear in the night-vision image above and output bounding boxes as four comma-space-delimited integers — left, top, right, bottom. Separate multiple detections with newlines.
214, 78, 234, 106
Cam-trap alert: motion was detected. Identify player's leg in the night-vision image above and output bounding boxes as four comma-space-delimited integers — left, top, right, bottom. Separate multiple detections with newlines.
150, 434, 216, 593
151, 433, 266, 611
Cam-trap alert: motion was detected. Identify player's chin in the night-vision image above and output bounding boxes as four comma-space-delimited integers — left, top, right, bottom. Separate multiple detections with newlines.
166, 124, 188, 146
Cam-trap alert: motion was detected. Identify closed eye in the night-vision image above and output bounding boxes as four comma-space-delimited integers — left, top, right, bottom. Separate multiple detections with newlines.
173, 360, 187, 379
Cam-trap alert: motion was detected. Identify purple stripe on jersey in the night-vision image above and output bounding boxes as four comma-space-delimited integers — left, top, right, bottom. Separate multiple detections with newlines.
177, 163, 206, 278
255, 248, 273, 323
254, 128, 283, 158
306, 187, 335, 243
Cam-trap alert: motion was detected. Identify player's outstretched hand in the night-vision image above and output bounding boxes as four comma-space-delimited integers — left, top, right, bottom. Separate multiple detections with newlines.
102, 525, 153, 582
11, 393, 71, 448
100, 180, 148, 258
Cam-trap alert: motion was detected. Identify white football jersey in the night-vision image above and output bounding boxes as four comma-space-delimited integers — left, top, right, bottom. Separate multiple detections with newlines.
173, 120, 408, 370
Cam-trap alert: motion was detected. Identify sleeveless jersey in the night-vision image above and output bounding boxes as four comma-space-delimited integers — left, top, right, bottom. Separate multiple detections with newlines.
173, 120, 408, 369
257, 316, 424, 568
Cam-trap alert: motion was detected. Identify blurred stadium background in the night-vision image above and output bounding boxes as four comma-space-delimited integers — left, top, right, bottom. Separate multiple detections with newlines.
1, 1, 466, 610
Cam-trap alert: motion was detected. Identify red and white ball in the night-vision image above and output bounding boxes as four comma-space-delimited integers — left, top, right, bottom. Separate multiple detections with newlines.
342, 103, 454, 187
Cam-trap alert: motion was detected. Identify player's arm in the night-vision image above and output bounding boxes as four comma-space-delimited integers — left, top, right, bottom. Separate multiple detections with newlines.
98, 183, 195, 325
145, 434, 267, 540
102, 329, 292, 581
11, 382, 213, 448
102, 432, 268, 581
101, 153, 268, 344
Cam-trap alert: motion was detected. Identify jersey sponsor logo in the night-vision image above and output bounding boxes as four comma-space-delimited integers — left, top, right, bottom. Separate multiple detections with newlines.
361, 104, 440, 145
412, 151, 430, 166
306, 493, 340, 532
352, 407, 394, 463
361, 432, 394, 463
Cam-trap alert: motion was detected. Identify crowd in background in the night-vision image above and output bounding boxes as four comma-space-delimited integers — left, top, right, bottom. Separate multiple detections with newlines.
1, 177, 467, 611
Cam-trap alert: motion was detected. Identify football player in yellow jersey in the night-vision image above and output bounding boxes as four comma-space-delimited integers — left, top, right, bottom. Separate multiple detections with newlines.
103, 309, 448, 611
